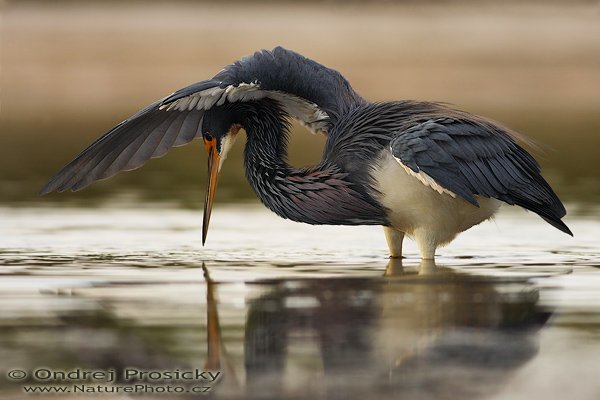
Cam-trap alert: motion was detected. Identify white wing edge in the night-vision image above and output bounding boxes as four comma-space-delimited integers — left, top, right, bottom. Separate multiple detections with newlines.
392, 154, 458, 198
158, 83, 329, 134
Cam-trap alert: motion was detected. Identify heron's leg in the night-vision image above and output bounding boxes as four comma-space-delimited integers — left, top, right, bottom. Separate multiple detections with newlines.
414, 229, 437, 260
384, 227, 405, 258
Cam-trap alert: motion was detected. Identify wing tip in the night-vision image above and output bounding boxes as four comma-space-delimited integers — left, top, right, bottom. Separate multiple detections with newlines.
38, 182, 71, 196
38, 185, 53, 196
39, 177, 61, 196
39, 170, 93, 196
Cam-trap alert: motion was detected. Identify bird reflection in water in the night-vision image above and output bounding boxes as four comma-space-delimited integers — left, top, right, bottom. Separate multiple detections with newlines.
204, 260, 551, 400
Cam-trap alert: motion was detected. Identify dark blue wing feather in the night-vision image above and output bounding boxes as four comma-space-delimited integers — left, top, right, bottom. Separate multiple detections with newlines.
40, 97, 208, 194
389, 118, 572, 235
41, 47, 361, 194
213, 46, 365, 122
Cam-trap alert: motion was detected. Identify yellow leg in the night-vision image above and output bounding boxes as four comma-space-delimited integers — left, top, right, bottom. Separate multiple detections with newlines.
384, 226, 405, 258
414, 228, 437, 260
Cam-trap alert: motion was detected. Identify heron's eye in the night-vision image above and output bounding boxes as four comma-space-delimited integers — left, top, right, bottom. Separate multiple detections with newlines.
204, 132, 213, 142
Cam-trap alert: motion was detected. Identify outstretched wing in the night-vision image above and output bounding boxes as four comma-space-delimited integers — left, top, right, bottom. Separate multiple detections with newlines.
41, 47, 363, 194
389, 117, 572, 235
40, 82, 215, 194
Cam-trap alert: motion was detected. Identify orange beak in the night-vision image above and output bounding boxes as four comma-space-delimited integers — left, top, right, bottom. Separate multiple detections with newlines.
202, 137, 220, 246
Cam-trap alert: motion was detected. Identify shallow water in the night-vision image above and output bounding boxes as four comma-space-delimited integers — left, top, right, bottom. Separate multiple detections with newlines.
1, 205, 599, 399
3, 2, 600, 398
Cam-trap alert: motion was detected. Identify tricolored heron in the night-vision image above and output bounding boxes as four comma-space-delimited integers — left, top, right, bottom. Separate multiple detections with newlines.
41, 47, 572, 259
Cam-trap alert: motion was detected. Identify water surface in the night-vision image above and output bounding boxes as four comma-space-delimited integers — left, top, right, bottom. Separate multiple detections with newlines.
1, 205, 599, 399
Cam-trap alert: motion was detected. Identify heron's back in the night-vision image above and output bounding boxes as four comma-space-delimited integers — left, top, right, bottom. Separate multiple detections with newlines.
323, 101, 570, 235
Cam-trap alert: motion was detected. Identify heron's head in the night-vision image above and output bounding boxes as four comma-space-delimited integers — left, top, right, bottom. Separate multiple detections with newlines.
201, 105, 243, 245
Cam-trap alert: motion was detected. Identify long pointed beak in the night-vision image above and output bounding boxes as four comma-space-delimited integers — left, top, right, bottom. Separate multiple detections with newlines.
202, 139, 220, 246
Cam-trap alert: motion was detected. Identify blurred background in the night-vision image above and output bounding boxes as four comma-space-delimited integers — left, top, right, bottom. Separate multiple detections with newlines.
2, 4, 600, 399
2, 0, 599, 210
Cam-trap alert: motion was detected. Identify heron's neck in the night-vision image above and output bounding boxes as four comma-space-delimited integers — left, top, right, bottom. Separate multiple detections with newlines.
242, 104, 385, 226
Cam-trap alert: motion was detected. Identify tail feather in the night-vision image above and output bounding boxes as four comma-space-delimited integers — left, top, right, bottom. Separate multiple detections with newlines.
540, 214, 573, 236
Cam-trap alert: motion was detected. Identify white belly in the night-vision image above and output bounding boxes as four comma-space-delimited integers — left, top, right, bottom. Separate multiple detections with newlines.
371, 150, 501, 246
